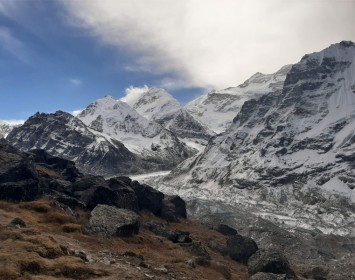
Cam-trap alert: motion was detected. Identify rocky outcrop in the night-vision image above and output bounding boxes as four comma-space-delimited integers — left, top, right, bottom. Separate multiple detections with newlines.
0, 144, 40, 201
86, 204, 140, 237
247, 250, 295, 278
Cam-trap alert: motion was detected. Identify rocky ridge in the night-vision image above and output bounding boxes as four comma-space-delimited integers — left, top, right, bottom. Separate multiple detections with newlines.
5, 111, 145, 177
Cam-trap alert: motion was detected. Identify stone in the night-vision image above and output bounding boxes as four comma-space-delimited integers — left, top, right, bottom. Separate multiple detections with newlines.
131, 181, 164, 215
226, 234, 258, 263
161, 195, 187, 221
247, 250, 295, 277
214, 224, 238, 236
9, 217, 26, 228
87, 204, 140, 237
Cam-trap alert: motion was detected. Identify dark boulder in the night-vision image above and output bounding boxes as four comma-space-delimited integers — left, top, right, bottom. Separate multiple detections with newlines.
86, 204, 140, 237
53, 193, 86, 209
71, 175, 107, 193
107, 177, 139, 211
0, 145, 40, 201
79, 185, 120, 210
161, 195, 187, 222
247, 250, 295, 278
214, 224, 238, 236
130, 181, 164, 215
29, 149, 81, 182
226, 234, 258, 263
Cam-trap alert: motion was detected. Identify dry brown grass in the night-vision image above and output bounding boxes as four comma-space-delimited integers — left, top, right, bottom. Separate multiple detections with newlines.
0, 199, 251, 280
19, 200, 51, 213
61, 223, 82, 233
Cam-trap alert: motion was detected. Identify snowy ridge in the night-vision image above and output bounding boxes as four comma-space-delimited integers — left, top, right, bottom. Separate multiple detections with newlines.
186, 64, 292, 133
78, 95, 197, 168
159, 41, 355, 236
6, 111, 144, 177
123, 87, 215, 150
0, 120, 22, 138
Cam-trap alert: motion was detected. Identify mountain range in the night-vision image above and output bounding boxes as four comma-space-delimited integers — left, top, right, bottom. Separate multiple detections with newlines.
1, 40, 355, 279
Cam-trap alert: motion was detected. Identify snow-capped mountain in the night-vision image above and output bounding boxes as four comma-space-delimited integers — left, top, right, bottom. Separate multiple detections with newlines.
77, 96, 196, 168
186, 64, 292, 133
0, 120, 22, 138
6, 111, 150, 177
123, 87, 214, 149
158, 41, 355, 235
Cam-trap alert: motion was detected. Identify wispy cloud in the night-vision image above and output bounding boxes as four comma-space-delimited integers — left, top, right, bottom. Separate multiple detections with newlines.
0, 27, 29, 63
69, 78, 82, 86
70, 109, 83, 116
121, 85, 149, 104
61, 0, 355, 89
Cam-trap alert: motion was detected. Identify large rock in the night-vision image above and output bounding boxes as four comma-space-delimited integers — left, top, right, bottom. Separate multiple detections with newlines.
161, 195, 187, 221
130, 181, 164, 215
107, 177, 139, 211
226, 234, 258, 263
87, 204, 140, 237
214, 224, 238, 236
0, 144, 40, 201
247, 250, 295, 277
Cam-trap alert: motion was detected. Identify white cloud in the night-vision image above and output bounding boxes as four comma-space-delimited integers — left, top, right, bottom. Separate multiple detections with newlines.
61, 0, 355, 89
69, 78, 82, 86
0, 27, 28, 62
70, 109, 83, 116
121, 85, 149, 104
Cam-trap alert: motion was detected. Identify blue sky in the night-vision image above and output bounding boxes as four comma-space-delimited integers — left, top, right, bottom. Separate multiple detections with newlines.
0, 0, 354, 121
0, 1, 204, 120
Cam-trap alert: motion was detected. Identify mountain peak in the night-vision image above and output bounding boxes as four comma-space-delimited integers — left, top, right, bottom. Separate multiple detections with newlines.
124, 87, 182, 121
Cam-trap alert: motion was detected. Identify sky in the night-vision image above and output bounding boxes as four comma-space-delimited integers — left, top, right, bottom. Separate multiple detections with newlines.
0, 0, 354, 121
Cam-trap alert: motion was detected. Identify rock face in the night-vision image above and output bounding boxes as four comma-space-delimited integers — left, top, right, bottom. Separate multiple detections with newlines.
87, 204, 140, 237
186, 65, 292, 133
78, 96, 197, 168
162, 41, 355, 235
6, 111, 145, 177
247, 250, 295, 278
123, 87, 214, 150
